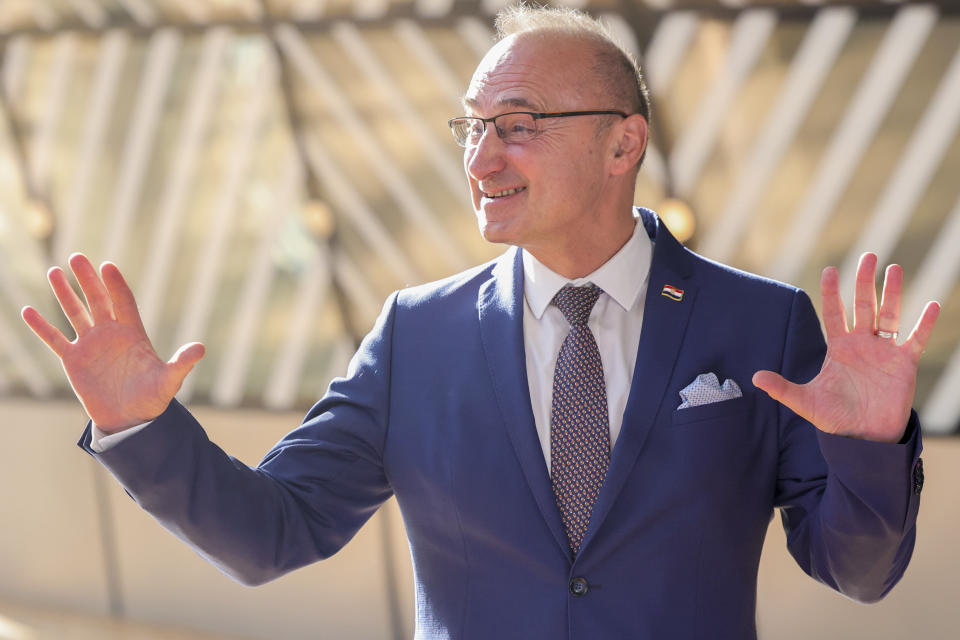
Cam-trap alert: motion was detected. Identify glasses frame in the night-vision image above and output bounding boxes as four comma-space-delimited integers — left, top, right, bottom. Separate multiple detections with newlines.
447, 110, 630, 147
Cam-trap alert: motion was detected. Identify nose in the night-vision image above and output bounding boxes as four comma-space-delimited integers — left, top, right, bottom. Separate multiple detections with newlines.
465, 123, 506, 181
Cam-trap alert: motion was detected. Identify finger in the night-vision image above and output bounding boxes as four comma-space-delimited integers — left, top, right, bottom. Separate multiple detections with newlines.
904, 301, 941, 360
877, 263, 902, 334
48, 266, 93, 336
752, 370, 809, 421
852, 252, 878, 334
22, 306, 72, 356
167, 342, 206, 382
101, 262, 145, 331
820, 266, 848, 339
69, 253, 115, 324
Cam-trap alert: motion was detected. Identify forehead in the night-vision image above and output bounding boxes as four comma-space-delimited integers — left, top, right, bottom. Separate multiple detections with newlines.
463, 33, 595, 115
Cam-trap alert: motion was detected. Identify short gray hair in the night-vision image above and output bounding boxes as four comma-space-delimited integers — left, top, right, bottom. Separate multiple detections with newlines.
494, 4, 651, 124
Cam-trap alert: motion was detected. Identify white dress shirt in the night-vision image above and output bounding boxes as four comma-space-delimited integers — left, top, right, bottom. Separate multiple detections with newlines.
90, 418, 148, 452
522, 219, 652, 471
91, 220, 653, 459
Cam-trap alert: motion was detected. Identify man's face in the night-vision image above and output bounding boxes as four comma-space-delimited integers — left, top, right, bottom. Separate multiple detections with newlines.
461, 34, 616, 255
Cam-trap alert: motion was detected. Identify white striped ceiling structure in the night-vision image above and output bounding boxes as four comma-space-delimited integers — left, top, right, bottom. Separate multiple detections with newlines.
0, 0, 958, 433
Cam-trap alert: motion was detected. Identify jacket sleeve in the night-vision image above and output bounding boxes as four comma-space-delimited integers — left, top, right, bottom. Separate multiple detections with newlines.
77, 292, 400, 586
773, 289, 922, 603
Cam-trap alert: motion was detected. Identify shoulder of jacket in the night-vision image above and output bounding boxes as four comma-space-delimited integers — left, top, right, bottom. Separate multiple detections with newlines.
394, 253, 504, 309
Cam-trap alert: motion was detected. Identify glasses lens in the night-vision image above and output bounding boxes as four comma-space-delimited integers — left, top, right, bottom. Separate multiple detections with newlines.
450, 118, 484, 147
495, 113, 536, 143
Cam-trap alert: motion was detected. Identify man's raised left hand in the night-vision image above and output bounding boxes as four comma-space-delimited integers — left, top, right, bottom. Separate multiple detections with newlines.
752, 252, 940, 443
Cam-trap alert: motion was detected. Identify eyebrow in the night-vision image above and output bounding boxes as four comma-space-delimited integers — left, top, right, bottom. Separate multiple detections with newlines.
461, 96, 541, 113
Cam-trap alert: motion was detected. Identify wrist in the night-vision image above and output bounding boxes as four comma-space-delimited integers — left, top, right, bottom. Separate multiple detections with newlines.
92, 419, 153, 435
90, 409, 165, 434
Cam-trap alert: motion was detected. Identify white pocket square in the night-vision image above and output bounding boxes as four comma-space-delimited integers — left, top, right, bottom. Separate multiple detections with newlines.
677, 373, 742, 410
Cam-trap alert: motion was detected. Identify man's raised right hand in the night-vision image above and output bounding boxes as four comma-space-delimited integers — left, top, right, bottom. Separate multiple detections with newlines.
21, 253, 205, 433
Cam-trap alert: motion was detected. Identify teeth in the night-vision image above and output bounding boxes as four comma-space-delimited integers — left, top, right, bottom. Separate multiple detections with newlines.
486, 187, 524, 198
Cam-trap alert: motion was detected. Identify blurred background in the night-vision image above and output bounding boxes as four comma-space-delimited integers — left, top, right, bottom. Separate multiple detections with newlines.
0, 0, 958, 638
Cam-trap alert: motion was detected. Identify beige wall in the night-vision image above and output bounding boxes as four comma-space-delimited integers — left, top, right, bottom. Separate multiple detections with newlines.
1, 398, 957, 639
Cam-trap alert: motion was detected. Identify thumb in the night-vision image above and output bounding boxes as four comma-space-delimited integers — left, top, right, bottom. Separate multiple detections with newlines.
752, 370, 803, 409
168, 342, 205, 381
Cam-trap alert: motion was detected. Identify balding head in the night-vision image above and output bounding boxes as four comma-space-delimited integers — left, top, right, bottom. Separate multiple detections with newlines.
494, 5, 650, 125
459, 24, 650, 277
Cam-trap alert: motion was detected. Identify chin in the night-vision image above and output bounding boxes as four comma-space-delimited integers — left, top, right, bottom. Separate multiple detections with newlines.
478, 226, 511, 246
476, 217, 517, 247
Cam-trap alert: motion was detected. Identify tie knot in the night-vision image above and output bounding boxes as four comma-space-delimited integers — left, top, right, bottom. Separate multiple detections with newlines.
553, 284, 601, 326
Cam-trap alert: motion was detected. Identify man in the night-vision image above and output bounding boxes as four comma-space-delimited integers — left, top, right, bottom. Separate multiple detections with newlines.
22, 6, 940, 639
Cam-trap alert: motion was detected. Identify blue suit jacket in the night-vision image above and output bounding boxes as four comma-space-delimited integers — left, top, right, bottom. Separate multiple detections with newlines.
81, 209, 922, 639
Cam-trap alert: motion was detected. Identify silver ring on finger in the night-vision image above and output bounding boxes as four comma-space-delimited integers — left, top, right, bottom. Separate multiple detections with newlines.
876, 329, 898, 340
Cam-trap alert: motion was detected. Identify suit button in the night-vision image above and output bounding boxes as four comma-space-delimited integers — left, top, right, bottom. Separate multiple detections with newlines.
569, 577, 589, 597
913, 458, 924, 495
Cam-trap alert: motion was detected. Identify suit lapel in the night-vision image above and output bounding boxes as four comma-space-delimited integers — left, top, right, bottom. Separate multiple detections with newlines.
478, 248, 570, 558
579, 209, 699, 554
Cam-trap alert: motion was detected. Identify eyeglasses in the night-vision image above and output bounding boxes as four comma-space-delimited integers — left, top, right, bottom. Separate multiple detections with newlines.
447, 110, 630, 147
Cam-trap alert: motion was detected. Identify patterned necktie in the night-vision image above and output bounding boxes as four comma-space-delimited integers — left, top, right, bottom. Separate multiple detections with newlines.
550, 284, 611, 555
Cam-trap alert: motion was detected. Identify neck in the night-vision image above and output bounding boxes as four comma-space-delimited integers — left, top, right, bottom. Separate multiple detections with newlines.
525, 210, 636, 279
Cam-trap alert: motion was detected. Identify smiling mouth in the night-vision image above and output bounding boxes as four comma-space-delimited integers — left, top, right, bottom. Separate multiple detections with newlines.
482, 187, 526, 199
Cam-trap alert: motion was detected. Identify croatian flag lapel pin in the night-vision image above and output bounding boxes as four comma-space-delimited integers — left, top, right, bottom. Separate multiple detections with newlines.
661, 284, 684, 302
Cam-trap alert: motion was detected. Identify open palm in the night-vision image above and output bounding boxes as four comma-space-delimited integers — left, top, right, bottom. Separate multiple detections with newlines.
753, 253, 940, 443
21, 253, 204, 433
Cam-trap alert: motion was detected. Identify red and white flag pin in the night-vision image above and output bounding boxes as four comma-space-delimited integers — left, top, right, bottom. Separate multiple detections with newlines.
661, 284, 684, 302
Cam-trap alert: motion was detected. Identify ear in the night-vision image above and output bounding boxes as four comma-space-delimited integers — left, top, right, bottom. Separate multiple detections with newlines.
609, 114, 648, 176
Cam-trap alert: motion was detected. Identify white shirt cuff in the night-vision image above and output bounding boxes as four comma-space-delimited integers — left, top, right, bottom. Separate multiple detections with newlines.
89, 421, 152, 453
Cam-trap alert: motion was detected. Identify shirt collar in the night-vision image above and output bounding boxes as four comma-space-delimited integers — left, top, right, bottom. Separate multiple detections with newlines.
522, 217, 653, 319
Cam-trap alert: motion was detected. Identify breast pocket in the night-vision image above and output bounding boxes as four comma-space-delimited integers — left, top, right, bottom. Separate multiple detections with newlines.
665, 394, 763, 510
671, 394, 752, 426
